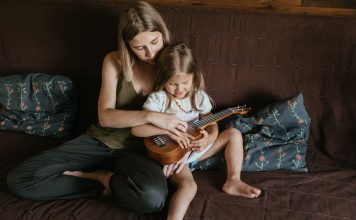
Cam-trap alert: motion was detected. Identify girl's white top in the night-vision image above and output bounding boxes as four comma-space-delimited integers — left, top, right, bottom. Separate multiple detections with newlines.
143, 90, 213, 164
144, 90, 212, 122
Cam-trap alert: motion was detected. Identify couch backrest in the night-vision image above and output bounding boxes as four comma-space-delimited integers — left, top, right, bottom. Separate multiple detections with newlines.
1, 0, 355, 168
163, 8, 356, 168
0, 1, 122, 133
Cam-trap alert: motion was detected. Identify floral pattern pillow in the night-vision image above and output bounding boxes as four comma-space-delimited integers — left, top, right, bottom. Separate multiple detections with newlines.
190, 93, 310, 172
0, 73, 77, 138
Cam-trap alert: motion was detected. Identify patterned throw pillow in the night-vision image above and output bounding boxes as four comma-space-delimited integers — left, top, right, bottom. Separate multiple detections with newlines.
191, 93, 310, 172
0, 73, 77, 138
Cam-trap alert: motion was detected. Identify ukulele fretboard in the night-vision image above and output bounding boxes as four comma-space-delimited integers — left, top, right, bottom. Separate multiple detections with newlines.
152, 106, 247, 147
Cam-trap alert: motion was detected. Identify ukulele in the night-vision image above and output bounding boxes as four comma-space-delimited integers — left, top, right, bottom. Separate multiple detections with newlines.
144, 105, 251, 165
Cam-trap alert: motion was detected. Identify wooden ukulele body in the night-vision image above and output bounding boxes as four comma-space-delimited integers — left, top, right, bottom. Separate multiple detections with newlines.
144, 129, 202, 165
144, 106, 250, 165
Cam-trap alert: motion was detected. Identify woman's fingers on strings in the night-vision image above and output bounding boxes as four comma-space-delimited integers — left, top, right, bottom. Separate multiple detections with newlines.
173, 132, 190, 148
173, 134, 185, 148
176, 123, 187, 132
170, 128, 181, 137
180, 140, 186, 148
183, 135, 190, 148
177, 138, 185, 148
172, 135, 185, 149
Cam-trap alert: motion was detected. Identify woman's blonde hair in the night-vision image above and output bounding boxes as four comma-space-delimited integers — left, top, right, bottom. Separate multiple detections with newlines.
118, 1, 171, 81
154, 42, 206, 112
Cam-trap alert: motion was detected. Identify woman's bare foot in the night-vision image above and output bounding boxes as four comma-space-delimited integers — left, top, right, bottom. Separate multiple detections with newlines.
63, 170, 113, 197
222, 178, 261, 198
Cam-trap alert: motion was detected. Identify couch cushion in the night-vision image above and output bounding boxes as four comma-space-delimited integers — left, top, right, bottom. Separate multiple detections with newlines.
0, 73, 77, 138
192, 93, 310, 172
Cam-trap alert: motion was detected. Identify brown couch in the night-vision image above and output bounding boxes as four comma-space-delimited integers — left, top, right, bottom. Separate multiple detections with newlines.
1, 1, 356, 219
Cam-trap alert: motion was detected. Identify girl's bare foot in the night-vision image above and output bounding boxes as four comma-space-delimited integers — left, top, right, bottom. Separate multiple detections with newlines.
63, 170, 113, 197
222, 179, 261, 198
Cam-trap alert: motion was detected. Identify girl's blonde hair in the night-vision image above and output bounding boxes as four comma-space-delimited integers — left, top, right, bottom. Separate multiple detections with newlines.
154, 42, 206, 111
118, 1, 171, 81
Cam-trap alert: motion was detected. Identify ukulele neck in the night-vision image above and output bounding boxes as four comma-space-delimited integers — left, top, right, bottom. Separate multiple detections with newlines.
189, 108, 235, 130
152, 106, 249, 147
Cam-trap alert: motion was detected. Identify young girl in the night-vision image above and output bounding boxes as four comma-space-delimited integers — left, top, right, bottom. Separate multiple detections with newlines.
132, 43, 261, 220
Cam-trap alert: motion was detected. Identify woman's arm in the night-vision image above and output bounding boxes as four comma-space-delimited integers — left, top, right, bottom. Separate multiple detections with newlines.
97, 52, 188, 132
131, 124, 169, 137
97, 52, 148, 128
132, 111, 191, 148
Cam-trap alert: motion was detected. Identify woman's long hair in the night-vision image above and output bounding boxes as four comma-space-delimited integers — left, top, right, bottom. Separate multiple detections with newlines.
118, 1, 171, 81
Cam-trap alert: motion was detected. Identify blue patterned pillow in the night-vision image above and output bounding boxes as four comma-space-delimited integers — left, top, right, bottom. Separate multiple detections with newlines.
0, 73, 77, 138
191, 93, 310, 172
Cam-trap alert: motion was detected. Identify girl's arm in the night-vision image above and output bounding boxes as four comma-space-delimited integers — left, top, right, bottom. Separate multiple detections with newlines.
190, 113, 219, 150
97, 52, 187, 132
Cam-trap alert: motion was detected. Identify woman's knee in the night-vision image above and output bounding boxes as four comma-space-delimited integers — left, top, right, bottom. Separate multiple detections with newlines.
7, 167, 18, 192
137, 170, 168, 212
111, 157, 168, 213
6, 166, 30, 199
138, 180, 168, 213
111, 174, 168, 213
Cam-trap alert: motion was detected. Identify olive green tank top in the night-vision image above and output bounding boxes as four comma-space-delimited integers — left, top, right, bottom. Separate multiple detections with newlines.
86, 77, 147, 149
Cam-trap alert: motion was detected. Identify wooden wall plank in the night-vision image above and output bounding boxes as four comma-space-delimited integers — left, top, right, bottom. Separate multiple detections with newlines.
302, 0, 356, 9
141, 0, 356, 17
54, 0, 356, 17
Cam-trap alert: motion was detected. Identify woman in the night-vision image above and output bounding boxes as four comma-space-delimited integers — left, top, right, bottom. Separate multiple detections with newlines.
7, 1, 187, 213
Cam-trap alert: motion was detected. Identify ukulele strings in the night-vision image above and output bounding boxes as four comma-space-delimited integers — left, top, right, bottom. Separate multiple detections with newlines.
153, 108, 239, 146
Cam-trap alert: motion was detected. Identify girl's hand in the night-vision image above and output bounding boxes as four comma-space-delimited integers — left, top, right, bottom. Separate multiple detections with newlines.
190, 129, 210, 152
162, 151, 191, 177
149, 112, 188, 136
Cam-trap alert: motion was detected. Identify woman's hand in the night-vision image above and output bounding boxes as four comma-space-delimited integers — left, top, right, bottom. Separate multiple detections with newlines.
167, 130, 191, 148
162, 151, 191, 177
148, 112, 188, 136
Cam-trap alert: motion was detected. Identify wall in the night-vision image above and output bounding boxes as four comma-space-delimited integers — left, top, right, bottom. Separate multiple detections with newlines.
118, 0, 356, 17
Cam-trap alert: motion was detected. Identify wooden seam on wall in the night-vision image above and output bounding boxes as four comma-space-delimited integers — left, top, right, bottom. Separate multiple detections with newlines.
114, 0, 356, 17
51, 0, 356, 17
302, 0, 356, 9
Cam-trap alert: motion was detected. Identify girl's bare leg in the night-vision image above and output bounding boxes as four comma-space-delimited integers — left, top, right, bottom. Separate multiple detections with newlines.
198, 128, 261, 198
167, 166, 197, 220
63, 170, 113, 197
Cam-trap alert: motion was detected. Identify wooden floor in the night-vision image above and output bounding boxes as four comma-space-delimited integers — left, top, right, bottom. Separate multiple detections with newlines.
120, 0, 356, 17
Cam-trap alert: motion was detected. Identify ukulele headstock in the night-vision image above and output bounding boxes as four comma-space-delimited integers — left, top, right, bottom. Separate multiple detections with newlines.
229, 105, 251, 115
